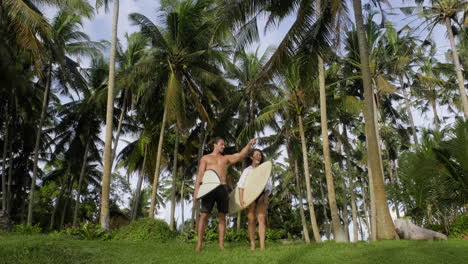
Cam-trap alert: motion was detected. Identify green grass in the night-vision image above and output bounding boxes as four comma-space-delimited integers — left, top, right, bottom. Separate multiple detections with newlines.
1, 235, 467, 264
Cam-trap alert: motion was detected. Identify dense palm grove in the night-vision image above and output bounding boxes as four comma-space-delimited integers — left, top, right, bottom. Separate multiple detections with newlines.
0, 0, 467, 243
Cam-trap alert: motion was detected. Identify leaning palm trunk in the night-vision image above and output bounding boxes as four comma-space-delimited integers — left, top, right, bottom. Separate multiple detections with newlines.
399, 76, 418, 145
180, 175, 185, 232
111, 91, 128, 163
100, 0, 120, 231
60, 178, 75, 229
131, 144, 148, 221
294, 160, 311, 243
193, 123, 207, 229
318, 176, 331, 240
50, 168, 71, 230
352, 0, 397, 240
318, 57, 347, 242
73, 139, 90, 228
2, 103, 9, 211
430, 100, 440, 131
446, 18, 468, 119
343, 125, 359, 242
28, 66, 52, 225
287, 137, 310, 243
316, 0, 347, 243
7, 140, 13, 214
297, 114, 321, 242
149, 105, 168, 218
169, 129, 179, 231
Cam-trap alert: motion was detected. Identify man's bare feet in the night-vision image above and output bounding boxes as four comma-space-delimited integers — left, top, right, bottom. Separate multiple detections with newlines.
195, 246, 202, 252
219, 245, 225, 251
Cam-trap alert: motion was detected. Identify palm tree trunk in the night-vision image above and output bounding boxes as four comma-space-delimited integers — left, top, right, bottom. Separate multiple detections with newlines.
350, 182, 359, 242
149, 105, 168, 218
318, 176, 330, 240
352, 0, 397, 240
342, 124, 359, 242
28, 66, 52, 225
387, 159, 400, 219
359, 177, 372, 241
341, 175, 350, 241
111, 91, 127, 163
446, 18, 468, 119
100, 0, 119, 231
358, 211, 365, 240
367, 162, 377, 241
131, 144, 147, 221
399, 76, 418, 145
286, 135, 310, 243
169, 129, 179, 231
297, 114, 321, 242
60, 178, 74, 229
2, 103, 9, 211
180, 177, 185, 232
50, 169, 70, 230
318, 56, 347, 242
72, 139, 90, 228
193, 123, 207, 229
7, 139, 13, 214
430, 100, 440, 131
294, 159, 311, 243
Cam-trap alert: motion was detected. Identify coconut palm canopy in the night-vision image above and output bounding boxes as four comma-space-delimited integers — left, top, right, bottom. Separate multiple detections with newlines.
0, 0, 467, 241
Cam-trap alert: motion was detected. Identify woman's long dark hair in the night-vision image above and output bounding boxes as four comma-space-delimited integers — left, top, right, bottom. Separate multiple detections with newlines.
244, 149, 265, 168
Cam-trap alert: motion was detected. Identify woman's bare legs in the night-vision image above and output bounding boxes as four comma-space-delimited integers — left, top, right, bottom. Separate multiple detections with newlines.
256, 195, 268, 250
247, 203, 257, 250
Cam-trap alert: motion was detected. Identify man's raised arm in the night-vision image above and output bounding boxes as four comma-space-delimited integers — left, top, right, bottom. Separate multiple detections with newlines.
227, 138, 256, 164
193, 157, 207, 200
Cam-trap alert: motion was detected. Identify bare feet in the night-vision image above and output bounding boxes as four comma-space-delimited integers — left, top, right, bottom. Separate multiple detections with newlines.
195, 246, 202, 252
250, 242, 255, 251
219, 245, 225, 251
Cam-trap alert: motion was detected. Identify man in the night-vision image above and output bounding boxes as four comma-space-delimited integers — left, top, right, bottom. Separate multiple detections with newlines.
193, 137, 256, 252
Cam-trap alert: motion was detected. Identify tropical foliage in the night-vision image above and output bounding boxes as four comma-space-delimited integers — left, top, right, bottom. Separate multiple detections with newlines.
0, 0, 467, 243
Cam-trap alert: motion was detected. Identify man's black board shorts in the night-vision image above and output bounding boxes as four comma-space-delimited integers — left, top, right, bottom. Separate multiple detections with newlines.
200, 183, 229, 214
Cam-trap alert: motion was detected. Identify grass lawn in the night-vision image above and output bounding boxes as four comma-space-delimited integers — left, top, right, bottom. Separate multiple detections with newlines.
0, 235, 467, 264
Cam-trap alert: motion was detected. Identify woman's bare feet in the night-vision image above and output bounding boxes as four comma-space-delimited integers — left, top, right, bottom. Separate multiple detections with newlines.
250, 241, 256, 251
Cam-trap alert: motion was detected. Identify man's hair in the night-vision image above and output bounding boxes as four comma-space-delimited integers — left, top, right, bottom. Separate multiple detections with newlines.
244, 149, 265, 168
208, 137, 224, 151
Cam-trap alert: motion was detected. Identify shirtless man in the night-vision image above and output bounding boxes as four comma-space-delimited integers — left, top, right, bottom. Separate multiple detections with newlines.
193, 137, 256, 252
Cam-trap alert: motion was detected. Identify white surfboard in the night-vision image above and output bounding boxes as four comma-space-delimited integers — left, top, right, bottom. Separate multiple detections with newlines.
229, 161, 272, 215
196, 170, 221, 199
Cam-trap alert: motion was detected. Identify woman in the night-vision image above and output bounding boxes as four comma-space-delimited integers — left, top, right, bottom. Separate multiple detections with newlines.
237, 149, 272, 250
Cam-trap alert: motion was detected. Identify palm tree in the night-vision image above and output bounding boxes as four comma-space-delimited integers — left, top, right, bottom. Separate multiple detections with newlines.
129, 0, 232, 218
314, 0, 347, 242
417, 0, 468, 118
96, 0, 120, 231
112, 32, 149, 164
351, 0, 397, 240
27, 9, 102, 225
2, 0, 93, 68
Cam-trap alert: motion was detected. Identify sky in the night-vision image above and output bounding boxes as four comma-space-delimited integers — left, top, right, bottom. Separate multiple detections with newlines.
43, 0, 456, 231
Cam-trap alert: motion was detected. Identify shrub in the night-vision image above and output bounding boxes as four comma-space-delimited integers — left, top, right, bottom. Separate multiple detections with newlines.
225, 229, 248, 242
14, 224, 42, 235
49, 223, 110, 240
176, 229, 197, 242
266, 229, 287, 241
425, 224, 445, 234
113, 218, 173, 242
449, 215, 468, 239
